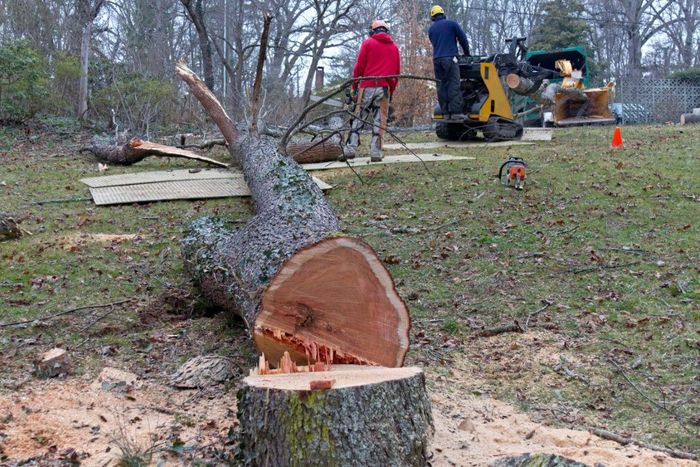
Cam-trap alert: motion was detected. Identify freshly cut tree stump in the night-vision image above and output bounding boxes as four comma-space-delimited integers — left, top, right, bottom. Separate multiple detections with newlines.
237, 364, 433, 467
84, 137, 229, 167
177, 62, 410, 368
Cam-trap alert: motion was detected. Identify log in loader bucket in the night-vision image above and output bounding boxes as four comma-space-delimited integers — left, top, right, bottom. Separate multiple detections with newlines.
553, 87, 616, 126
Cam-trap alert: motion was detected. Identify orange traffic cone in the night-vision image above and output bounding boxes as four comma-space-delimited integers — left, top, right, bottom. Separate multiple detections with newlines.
610, 126, 624, 148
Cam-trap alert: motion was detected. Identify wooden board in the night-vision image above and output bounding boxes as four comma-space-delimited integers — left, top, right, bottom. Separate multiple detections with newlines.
81, 169, 234, 187
522, 128, 553, 141
301, 153, 473, 171
83, 172, 332, 206
382, 141, 534, 150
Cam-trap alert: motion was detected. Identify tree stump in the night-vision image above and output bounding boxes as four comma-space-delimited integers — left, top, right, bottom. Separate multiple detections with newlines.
237, 364, 433, 467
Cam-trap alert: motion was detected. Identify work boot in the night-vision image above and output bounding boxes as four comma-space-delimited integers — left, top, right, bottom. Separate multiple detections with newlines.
339, 146, 356, 161
370, 151, 383, 162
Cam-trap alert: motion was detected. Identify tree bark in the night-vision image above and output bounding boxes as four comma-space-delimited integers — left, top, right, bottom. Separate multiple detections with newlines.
84, 138, 229, 167
237, 365, 433, 466
176, 62, 411, 368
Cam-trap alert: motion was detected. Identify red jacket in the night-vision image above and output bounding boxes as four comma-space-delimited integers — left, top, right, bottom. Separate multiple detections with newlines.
352, 32, 401, 94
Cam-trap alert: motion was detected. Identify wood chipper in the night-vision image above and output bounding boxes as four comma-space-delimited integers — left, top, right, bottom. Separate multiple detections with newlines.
511, 46, 616, 127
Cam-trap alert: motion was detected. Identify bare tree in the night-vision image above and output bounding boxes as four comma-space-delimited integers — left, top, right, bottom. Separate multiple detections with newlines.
655, 0, 700, 69
180, 0, 215, 90
77, 0, 106, 120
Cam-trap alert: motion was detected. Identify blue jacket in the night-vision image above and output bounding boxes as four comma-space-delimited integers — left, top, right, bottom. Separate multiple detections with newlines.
428, 16, 470, 59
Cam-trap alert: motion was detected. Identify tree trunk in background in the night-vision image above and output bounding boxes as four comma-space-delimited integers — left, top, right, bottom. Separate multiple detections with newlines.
78, 21, 92, 119
238, 366, 433, 466
77, 0, 105, 120
175, 62, 411, 368
180, 0, 215, 90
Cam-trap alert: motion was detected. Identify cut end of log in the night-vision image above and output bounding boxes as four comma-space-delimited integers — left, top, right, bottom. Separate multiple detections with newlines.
244, 364, 421, 391
506, 73, 521, 89
254, 237, 410, 368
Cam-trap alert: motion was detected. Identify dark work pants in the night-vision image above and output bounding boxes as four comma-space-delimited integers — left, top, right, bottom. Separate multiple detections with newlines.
433, 56, 464, 115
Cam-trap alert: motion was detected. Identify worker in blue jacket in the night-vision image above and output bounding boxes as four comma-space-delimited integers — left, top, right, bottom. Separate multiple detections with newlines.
428, 5, 470, 120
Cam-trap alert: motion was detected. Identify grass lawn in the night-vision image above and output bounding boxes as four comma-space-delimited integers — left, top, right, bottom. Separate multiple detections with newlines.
1, 122, 698, 457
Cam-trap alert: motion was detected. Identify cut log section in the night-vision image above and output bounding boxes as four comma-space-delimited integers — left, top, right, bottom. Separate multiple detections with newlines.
176, 62, 410, 368
286, 140, 343, 163
84, 138, 229, 168
680, 113, 700, 125
506, 74, 560, 106
237, 364, 433, 467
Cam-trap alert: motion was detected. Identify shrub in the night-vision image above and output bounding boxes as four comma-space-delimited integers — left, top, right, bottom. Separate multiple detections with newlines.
0, 41, 48, 122
92, 74, 177, 135
668, 68, 700, 81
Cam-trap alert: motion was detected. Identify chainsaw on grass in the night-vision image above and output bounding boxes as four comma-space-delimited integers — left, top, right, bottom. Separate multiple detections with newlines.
498, 156, 527, 190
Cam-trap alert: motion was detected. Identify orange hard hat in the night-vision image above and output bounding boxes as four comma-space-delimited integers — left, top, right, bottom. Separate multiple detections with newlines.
371, 20, 389, 31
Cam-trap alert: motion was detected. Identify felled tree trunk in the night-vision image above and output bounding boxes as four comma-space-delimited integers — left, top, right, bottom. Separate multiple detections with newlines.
286, 139, 343, 163
84, 138, 229, 168
176, 62, 410, 367
238, 365, 433, 466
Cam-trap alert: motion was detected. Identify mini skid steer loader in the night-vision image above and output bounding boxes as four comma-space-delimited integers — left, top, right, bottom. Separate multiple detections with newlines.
433, 38, 616, 141
433, 38, 556, 141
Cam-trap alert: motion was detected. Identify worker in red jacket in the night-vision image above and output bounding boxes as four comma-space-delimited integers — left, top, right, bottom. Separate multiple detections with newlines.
343, 20, 401, 162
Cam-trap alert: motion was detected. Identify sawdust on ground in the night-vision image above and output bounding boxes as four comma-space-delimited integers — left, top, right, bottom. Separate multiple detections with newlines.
0, 360, 695, 466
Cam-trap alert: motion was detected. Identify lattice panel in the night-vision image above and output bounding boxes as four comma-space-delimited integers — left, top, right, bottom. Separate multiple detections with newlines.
617, 79, 700, 123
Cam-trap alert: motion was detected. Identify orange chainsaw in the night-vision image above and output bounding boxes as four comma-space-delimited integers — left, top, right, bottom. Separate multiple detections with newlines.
498, 157, 527, 190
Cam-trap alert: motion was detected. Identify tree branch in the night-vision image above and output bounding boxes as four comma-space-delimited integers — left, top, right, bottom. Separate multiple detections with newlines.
250, 12, 272, 135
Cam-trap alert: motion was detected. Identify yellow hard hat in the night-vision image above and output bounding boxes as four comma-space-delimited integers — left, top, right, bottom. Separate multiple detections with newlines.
430, 5, 444, 17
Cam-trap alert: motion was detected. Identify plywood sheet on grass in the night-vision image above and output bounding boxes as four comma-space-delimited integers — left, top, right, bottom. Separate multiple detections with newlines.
301, 153, 473, 171
382, 141, 534, 150
83, 172, 332, 206
81, 169, 234, 188
522, 128, 553, 141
